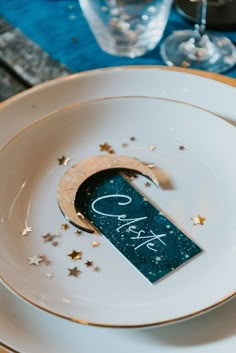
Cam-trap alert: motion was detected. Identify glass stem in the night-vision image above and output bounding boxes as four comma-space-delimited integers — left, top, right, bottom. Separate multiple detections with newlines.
194, 0, 207, 46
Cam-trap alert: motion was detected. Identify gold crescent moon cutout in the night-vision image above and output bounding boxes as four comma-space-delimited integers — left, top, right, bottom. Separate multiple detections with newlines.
57, 154, 160, 233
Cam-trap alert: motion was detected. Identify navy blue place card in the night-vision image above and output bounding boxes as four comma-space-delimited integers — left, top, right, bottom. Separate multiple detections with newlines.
75, 171, 203, 283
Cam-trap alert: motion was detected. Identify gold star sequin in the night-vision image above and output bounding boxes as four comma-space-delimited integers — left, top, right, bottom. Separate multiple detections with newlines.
57, 156, 70, 166
68, 250, 83, 261
191, 214, 206, 225
68, 266, 81, 277
74, 230, 82, 236
21, 226, 32, 236
52, 241, 59, 247
42, 233, 55, 242
85, 260, 93, 267
91, 241, 100, 247
179, 145, 186, 151
99, 142, 114, 154
61, 223, 69, 230
28, 255, 43, 266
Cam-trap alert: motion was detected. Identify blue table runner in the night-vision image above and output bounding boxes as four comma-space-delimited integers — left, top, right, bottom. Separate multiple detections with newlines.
0, 0, 236, 78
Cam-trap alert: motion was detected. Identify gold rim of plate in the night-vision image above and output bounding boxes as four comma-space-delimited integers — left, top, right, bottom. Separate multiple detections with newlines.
0, 68, 235, 353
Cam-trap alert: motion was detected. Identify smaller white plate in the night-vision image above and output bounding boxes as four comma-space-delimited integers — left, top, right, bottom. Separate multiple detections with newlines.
0, 96, 236, 328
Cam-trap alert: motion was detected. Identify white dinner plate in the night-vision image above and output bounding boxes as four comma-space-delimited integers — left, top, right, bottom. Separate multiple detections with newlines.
0, 66, 236, 352
1, 95, 235, 328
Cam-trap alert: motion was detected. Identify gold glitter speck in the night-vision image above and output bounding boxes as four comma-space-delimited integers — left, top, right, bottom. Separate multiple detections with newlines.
179, 145, 186, 151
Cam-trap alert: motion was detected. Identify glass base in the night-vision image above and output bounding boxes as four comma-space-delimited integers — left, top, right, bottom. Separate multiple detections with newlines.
161, 29, 236, 73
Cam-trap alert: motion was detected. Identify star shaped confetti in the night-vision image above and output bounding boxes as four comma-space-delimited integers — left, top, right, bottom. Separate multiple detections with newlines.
61, 223, 69, 230
191, 214, 206, 225
45, 272, 54, 279
28, 255, 43, 266
57, 156, 70, 166
122, 143, 128, 148
85, 260, 93, 267
74, 230, 82, 236
21, 226, 32, 236
68, 266, 81, 277
42, 233, 55, 243
99, 142, 114, 154
91, 241, 100, 248
68, 250, 83, 261
144, 181, 151, 187
52, 241, 59, 247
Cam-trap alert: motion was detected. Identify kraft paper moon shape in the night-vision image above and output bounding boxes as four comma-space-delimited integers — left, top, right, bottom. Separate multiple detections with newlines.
57, 154, 160, 233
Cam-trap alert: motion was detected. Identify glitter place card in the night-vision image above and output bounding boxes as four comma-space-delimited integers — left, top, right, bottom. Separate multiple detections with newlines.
75, 171, 203, 283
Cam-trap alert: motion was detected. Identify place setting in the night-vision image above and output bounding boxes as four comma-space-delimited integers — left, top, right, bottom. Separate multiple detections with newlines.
0, 1, 236, 353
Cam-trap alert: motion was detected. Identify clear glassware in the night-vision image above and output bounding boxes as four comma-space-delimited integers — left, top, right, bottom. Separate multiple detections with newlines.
79, 0, 173, 58
160, 0, 236, 73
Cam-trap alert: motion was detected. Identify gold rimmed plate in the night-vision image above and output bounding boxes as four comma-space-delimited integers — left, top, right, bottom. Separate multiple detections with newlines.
0, 95, 236, 328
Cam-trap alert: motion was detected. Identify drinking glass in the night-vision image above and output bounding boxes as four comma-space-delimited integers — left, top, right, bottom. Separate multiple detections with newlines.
79, 0, 173, 58
160, 0, 236, 72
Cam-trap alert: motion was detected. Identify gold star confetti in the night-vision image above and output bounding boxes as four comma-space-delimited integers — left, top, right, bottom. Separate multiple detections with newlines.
45, 272, 54, 279
57, 156, 70, 166
149, 145, 157, 151
91, 241, 100, 247
21, 226, 32, 236
52, 241, 59, 247
27, 255, 44, 266
68, 266, 81, 277
61, 223, 69, 230
74, 229, 82, 236
122, 143, 128, 148
93, 266, 101, 272
99, 142, 114, 154
179, 145, 186, 151
40, 255, 51, 265
144, 181, 151, 187
42, 233, 55, 242
85, 260, 93, 267
68, 250, 83, 261
191, 214, 206, 225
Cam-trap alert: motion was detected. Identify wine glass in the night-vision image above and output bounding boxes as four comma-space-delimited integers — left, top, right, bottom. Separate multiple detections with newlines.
160, 0, 236, 73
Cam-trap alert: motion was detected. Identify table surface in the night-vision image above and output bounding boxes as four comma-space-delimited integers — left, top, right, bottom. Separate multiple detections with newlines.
0, 1, 236, 102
